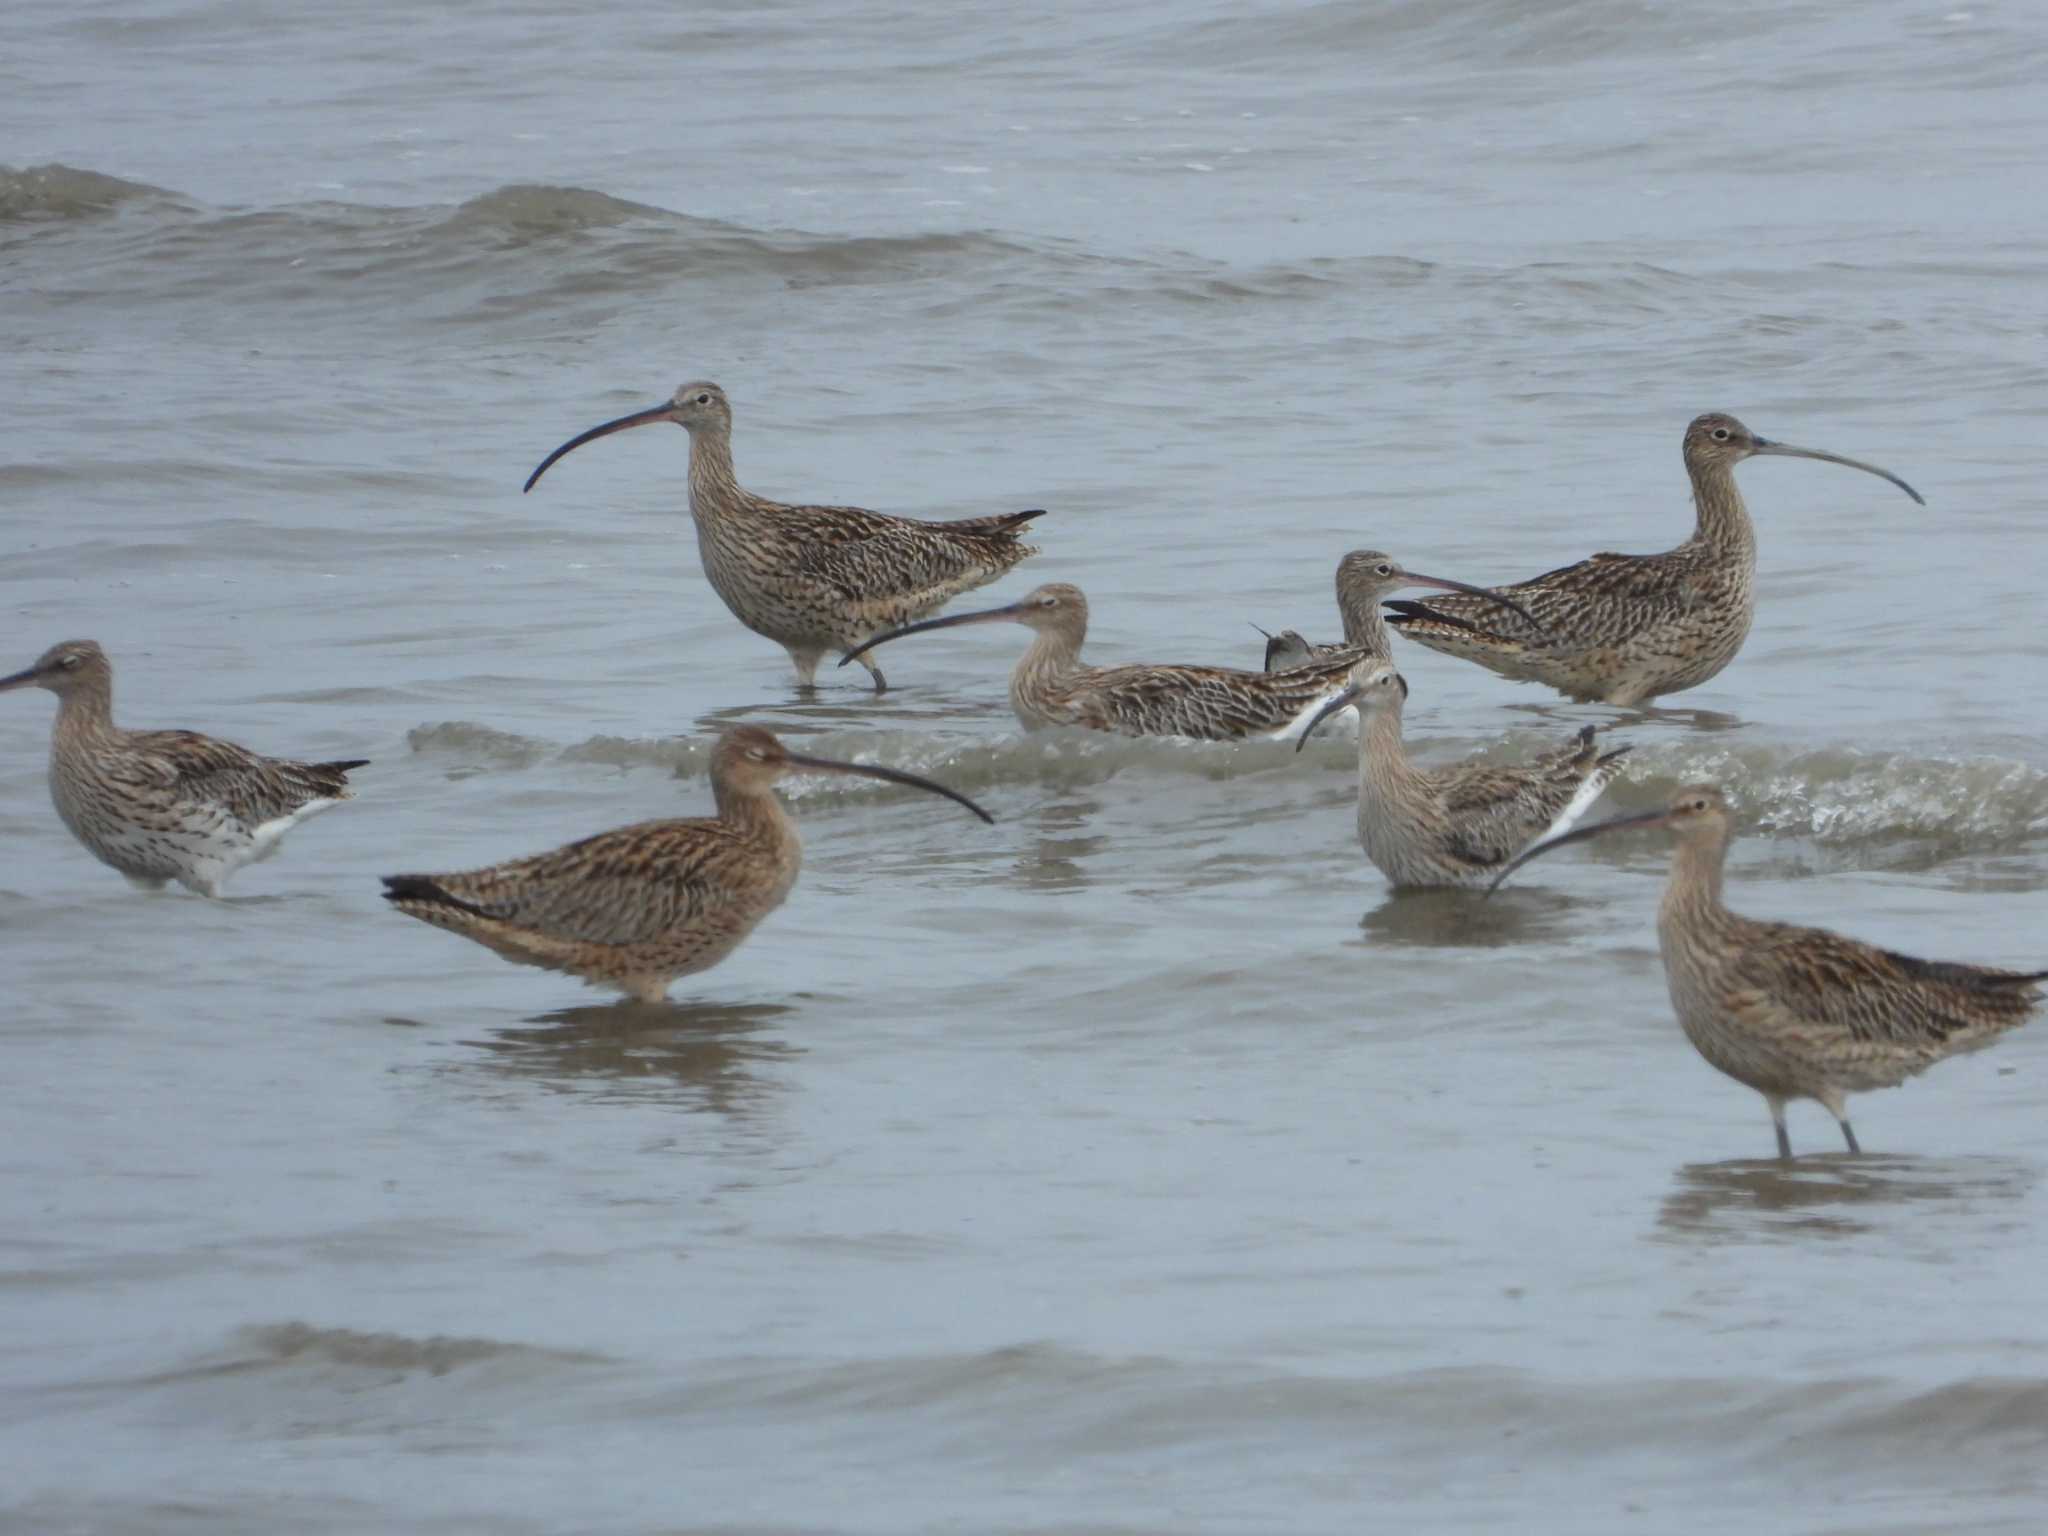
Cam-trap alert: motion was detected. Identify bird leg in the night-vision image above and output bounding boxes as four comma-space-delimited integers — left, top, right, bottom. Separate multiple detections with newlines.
1815, 1087, 1860, 1155
787, 648, 825, 691
1766, 1095, 1792, 1160
623, 977, 673, 1005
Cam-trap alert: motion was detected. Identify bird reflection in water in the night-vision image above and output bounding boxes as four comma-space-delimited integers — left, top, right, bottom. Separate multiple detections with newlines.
1499, 699, 1749, 733
464, 999, 800, 1118
1358, 885, 1600, 949
1019, 796, 1107, 892
1656, 1153, 2034, 1242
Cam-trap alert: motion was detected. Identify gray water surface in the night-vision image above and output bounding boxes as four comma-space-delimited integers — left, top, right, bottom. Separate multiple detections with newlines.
5, 1, 2048, 1531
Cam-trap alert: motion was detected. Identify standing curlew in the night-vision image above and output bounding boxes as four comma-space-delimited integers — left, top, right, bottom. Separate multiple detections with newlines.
381, 726, 992, 1002
0, 640, 367, 897
842, 582, 1361, 741
1490, 784, 2044, 1157
1384, 414, 1923, 706
524, 381, 1043, 691
1257, 549, 1538, 672
1294, 659, 1629, 889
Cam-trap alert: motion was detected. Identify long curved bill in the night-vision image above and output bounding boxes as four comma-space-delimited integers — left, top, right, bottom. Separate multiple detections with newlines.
0, 664, 44, 692
524, 403, 677, 493
1484, 805, 1673, 896
1753, 438, 1924, 506
1294, 683, 1363, 751
785, 751, 995, 824
839, 600, 1028, 667
1402, 571, 1548, 637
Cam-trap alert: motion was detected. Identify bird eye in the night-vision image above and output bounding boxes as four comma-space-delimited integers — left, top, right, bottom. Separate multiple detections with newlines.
1375, 564, 1393, 577
696, 393, 712, 406
59, 654, 80, 668
1711, 427, 1730, 442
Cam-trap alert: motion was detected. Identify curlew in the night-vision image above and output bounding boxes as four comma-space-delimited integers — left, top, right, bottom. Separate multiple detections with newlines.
381, 726, 991, 1001
1384, 414, 1923, 706
524, 381, 1043, 690
0, 640, 367, 897
842, 582, 1361, 741
1490, 784, 2044, 1156
1294, 658, 1628, 888
1257, 549, 1538, 672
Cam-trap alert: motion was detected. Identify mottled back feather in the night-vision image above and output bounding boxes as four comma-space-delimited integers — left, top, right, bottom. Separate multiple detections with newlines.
393, 817, 749, 948
1051, 652, 1360, 740
1721, 919, 2046, 1052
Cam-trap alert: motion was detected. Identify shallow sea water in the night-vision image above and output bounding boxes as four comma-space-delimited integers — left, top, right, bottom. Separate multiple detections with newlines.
4, 0, 2048, 1531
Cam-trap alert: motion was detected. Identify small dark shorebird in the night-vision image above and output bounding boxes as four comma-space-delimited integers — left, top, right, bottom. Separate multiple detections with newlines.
1384, 414, 1923, 706
382, 726, 991, 1002
524, 381, 1043, 691
1295, 659, 1628, 889
1492, 784, 2044, 1157
1256, 549, 1535, 672
0, 640, 367, 897
843, 582, 1360, 741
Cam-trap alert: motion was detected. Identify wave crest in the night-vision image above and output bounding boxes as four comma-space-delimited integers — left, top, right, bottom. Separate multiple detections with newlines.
408, 720, 2048, 849
0, 162, 185, 222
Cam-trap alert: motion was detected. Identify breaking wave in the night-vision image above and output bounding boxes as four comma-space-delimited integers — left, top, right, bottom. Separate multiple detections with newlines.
405, 719, 2048, 851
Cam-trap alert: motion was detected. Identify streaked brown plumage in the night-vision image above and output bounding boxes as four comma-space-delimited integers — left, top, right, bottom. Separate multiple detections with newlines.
1295, 659, 1629, 888
523, 381, 1043, 690
381, 726, 992, 1002
1492, 784, 2044, 1156
1256, 549, 1536, 672
843, 582, 1361, 741
0, 640, 367, 897
1384, 414, 1923, 706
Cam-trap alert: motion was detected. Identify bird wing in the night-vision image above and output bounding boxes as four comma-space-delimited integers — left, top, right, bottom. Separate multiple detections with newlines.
115, 729, 352, 824
781, 505, 1043, 616
1386, 550, 1702, 639
421, 819, 747, 947
1434, 730, 1611, 868
1721, 920, 2046, 1050
1060, 653, 1357, 740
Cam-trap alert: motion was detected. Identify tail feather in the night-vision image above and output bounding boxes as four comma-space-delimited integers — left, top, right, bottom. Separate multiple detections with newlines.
942, 508, 1046, 538
382, 873, 493, 921
292, 757, 368, 798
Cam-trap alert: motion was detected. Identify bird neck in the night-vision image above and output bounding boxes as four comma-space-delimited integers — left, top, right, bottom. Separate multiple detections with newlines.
1688, 460, 1756, 558
1020, 621, 1085, 677
1011, 622, 1086, 720
51, 677, 116, 746
1357, 704, 1420, 798
1660, 830, 1730, 927
1336, 590, 1390, 656
713, 777, 799, 845
686, 424, 745, 517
